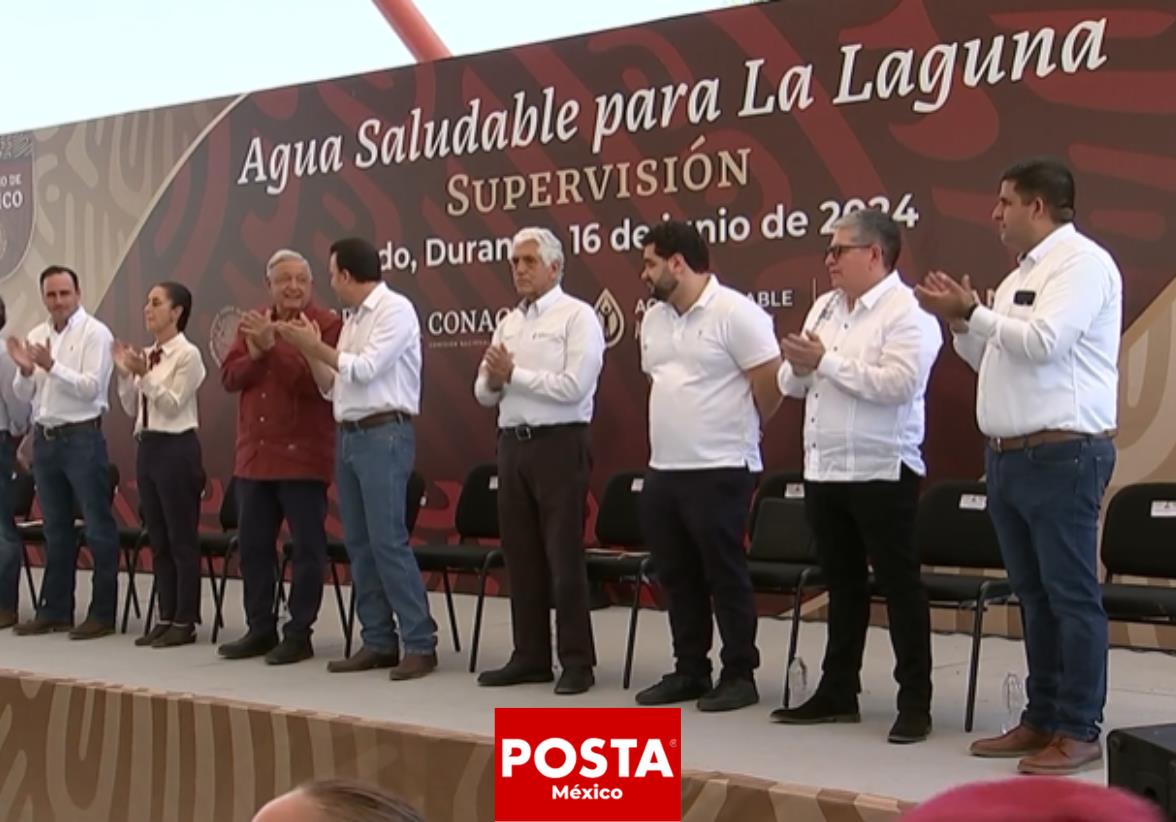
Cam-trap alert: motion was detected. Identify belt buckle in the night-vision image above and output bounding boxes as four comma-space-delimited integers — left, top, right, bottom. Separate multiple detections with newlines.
42, 425, 57, 442
516, 425, 533, 441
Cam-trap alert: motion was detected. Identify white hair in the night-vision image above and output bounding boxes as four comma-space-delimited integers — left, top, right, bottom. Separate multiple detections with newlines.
512, 227, 565, 280
265, 249, 312, 280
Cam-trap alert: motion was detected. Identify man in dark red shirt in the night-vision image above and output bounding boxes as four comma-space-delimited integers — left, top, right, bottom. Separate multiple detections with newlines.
218, 249, 342, 665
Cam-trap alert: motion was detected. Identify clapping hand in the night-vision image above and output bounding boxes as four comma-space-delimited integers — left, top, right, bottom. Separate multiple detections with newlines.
779, 330, 825, 375
483, 343, 514, 388
112, 340, 147, 376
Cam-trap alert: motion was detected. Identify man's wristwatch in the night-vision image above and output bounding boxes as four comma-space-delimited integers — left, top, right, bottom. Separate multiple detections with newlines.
962, 301, 979, 321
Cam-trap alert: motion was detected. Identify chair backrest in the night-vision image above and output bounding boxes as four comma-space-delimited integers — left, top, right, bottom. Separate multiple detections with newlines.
406, 470, 426, 535
454, 463, 500, 540
1101, 482, 1176, 580
748, 470, 805, 538
6, 471, 35, 520
747, 498, 815, 563
220, 477, 240, 532
595, 470, 645, 550
914, 481, 1004, 570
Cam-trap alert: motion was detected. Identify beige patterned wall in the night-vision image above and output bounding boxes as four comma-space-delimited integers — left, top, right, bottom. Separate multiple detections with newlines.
0, 100, 235, 338
0, 669, 910, 822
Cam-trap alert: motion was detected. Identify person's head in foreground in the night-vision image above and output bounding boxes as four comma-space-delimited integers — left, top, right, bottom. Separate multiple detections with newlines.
901, 777, 1162, 822
253, 779, 425, 822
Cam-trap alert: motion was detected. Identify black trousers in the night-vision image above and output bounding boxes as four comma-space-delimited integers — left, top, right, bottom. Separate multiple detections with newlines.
804, 465, 932, 711
137, 431, 205, 625
235, 478, 328, 640
497, 425, 595, 669
640, 467, 758, 682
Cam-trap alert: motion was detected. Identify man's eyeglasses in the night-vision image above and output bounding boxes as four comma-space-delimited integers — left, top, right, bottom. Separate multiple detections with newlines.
824, 243, 873, 261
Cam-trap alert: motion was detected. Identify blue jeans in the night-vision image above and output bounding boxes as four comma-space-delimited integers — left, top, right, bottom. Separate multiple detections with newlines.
336, 421, 436, 655
985, 436, 1115, 741
0, 437, 21, 612
33, 427, 121, 625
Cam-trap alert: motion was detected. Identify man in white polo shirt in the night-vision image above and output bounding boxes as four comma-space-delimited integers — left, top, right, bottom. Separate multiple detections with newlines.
278, 237, 438, 681
770, 209, 942, 743
634, 220, 782, 712
916, 157, 1121, 774
474, 227, 605, 695
7, 265, 120, 639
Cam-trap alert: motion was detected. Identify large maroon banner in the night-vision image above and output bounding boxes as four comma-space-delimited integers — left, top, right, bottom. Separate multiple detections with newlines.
2, 0, 1175, 542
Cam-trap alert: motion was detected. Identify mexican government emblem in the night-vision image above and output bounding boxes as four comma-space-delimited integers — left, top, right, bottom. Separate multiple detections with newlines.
594, 289, 625, 348
0, 132, 35, 284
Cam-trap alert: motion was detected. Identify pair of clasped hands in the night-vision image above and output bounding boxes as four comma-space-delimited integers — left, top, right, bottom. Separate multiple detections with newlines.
236, 310, 323, 354
778, 270, 995, 376
5, 337, 54, 376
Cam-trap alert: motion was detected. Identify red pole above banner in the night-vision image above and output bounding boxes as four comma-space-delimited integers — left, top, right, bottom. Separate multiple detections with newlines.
370, 0, 451, 62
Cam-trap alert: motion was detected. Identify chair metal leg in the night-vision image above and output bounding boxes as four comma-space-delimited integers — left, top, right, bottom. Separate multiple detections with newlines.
144, 577, 158, 634
965, 585, 991, 733
783, 575, 810, 708
441, 570, 461, 653
22, 543, 38, 608
329, 561, 352, 656
622, 568, 646, 690
468, 553, 497, 673
345, 584, 358, 658
272, 555, 290, 617
120, 546, 139, 634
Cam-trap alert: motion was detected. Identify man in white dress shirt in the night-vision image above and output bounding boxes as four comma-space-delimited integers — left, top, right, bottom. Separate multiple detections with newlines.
279, 238, 438, 680
0, 296, 34, 629
6, 266, 121, 639
770, 209, 942, 743
473, 227, 605, 695
633, 220, 783, 713
916, 157, 1121, 774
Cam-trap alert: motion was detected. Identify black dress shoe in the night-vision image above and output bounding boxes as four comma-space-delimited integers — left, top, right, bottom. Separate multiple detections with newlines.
888, 711, 932, 744
327, 646, 400, 673
266, 636, 314, 666
698, 678, 759, 712
769, 692, 861, 724
70, 618, 115, 640
218, 630, 279, 660
0, 610, 18, 630
152, 624, 196, 648
635, 673, 712, 706
135, 623, 171, 647
14, 617, 72, 636
477, 661, 554, 687
554, 667, 594, 695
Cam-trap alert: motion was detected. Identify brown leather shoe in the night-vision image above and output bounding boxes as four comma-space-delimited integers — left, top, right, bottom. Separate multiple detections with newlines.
388, 652, 437, 681
69, 618, 115, 640
969, 723, 1053, 758
13, 617, 73, 636
0, 610, 17, 630
327, 646, 400, 673
1018, 734, 1103, 775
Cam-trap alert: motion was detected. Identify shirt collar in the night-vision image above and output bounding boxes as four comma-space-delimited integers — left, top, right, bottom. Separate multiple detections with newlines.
357, 281, 388, 314
521, 284, 564, 317
52, 306, 87, 335
155, 332, 187, 356
856, 271, 901, 311
677, 274, 721, 316
1019, 223, 1076, 271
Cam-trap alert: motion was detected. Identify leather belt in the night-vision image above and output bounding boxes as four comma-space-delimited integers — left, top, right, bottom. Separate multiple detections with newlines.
499, 422, 588, 441
35, 417, 101, 441
988, 428, 1116, 454
339, 410, 412, 432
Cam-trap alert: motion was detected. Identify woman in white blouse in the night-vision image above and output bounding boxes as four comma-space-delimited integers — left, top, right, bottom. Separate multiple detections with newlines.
113, 282, 207, 648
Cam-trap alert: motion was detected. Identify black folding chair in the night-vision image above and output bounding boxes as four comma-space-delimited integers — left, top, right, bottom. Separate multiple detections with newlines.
1101, 483, 1176, 626
6, 471, 38, 607
583, 470, 653, 689
913, 481, 1012, 732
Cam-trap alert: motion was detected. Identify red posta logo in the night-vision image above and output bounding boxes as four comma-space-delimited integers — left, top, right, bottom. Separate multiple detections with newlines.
494, 707, 682, 822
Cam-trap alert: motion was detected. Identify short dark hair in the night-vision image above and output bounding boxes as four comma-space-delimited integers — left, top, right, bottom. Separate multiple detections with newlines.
330, 238, 382, 283
836, 208, 902, 270
156, 281, 193, 332
641, 220, 710, 272
40, 265, 79, 291
299, 779, 425, 822
0, 296, 6, 332
1001, 157, 1076, 224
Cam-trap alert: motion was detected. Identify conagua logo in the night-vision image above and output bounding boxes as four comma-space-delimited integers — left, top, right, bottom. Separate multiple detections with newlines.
594, 289, 625, 348
0, 132, 35, 284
